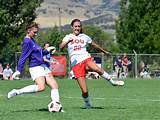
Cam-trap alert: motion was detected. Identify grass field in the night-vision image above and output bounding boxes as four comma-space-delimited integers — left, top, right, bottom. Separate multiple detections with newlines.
0, 78, 160, 120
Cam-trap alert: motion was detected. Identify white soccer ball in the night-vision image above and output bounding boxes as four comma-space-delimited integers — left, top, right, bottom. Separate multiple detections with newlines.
48, 101, 62, 112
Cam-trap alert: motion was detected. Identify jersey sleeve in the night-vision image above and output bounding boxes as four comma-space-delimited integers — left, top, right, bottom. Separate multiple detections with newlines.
17, 38, 33, 73
85, 34, 92, 44
62, 35, 70, 42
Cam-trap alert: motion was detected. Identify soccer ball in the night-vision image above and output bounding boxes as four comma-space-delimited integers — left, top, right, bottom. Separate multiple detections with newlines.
48, 101, 62, 112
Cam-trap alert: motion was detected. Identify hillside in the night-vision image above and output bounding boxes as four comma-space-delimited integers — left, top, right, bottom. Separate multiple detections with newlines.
35, 0, 120, 32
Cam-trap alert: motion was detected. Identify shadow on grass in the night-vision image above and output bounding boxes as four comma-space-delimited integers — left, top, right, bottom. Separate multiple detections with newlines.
10, 106, 126, 113
80, 106, 127, 110
38, 108, 48, 112
80, 106, 104, 109
11, 108, 48, 113
104, 106, 127, 110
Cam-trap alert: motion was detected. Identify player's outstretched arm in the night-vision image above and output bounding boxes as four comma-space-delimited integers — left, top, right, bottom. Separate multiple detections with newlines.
59, 41, 68, 50
91, 41, 111, 55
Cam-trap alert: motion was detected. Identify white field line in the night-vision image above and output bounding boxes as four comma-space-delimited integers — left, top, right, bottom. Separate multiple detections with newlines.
63, 96, 160, 102
1, 94, 160, 102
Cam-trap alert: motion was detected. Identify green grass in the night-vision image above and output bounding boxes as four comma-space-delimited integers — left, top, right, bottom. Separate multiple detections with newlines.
1, 78, 160, 120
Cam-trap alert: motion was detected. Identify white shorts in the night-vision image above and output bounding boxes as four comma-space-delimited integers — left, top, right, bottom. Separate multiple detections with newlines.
29, 65, 52, 81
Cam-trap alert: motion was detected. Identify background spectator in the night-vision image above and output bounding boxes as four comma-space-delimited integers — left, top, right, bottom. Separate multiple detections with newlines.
121, 53, 129, 78
140, 64, 151, 78
114, 56, 122, 79
3, 64, 13, 80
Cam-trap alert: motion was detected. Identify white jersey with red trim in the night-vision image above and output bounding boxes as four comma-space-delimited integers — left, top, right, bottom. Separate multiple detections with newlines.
62, 33, 92, 67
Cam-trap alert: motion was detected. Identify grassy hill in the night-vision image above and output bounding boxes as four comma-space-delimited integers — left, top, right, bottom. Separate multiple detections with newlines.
35, 0, 120, 32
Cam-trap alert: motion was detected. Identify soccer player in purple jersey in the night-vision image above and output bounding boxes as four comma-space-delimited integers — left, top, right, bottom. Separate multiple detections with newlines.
7, 22, 63, 112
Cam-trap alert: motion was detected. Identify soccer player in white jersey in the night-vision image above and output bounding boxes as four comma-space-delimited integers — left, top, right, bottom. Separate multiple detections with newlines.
60, 19, 124, 109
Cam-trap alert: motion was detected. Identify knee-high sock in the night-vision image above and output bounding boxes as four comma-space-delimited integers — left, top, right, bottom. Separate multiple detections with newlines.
101, 71, 111, 80
51, 89, 60, 103
17, 85, 39, 94
102, 71, 118, 84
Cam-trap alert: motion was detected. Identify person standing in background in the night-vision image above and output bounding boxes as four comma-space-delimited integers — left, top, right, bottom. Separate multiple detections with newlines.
43, 42, 58, 68
121, 53, 129, 78
3, 64, 13, 80
114, 56, 123, 79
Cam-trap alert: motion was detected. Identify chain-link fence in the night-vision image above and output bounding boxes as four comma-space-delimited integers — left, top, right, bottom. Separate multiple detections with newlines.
15, 52, 160, 79
103, 53, 160, 79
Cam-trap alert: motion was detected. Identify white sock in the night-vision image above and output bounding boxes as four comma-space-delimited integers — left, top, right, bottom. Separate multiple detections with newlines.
51, 89, 60, 103
17, 85, 39, 94
101, 71, 111, 80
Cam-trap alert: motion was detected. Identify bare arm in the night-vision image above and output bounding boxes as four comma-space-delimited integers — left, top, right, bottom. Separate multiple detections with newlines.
91, 41, 111, 55
59, 41, 68, 50
43, 56, 51, 63
59, 38, 73, 50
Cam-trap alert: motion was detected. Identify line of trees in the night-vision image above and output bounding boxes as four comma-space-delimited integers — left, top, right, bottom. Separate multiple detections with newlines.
0, 0, 43, 66
1, 0, 160, 69
116, 0, 160, 54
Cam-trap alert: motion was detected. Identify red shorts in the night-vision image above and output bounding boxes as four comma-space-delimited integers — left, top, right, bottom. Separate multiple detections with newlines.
72, 58, 92, 78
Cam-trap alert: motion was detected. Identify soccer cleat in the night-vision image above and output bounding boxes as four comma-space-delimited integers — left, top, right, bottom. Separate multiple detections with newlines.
61, 109, 65, 112
7, 89, 18, 99
109, 80, 124, 86
84, 102, 92, 109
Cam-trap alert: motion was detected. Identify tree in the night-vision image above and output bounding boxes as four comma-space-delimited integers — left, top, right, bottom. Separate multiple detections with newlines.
37, 26, 65, 52
83, 25, 120, 53
0, 0, 42, 65
116, 0, 160, 54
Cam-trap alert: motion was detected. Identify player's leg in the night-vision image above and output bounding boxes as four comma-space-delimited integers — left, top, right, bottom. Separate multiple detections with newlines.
8, 66, 46, 99
45, 73, 60, 103
86, 60, 124, 86
45, 73, 64, 112
76, 77, 92, 109
72, 62, 92, 108
7, 76, 46, 99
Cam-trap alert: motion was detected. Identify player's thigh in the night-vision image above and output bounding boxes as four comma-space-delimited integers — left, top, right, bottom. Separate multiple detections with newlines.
86, 61, 103, 74
76, 77, 88, 93
45, 73, 58, 89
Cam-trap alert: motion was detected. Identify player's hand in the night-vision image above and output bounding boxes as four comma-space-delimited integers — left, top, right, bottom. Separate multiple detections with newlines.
47, 46, 56, 52
51, 48, 56, 54
12, 71, 20, 79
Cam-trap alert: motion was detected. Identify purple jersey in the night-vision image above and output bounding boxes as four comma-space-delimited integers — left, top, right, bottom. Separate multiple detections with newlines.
17, 37, 48, 73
